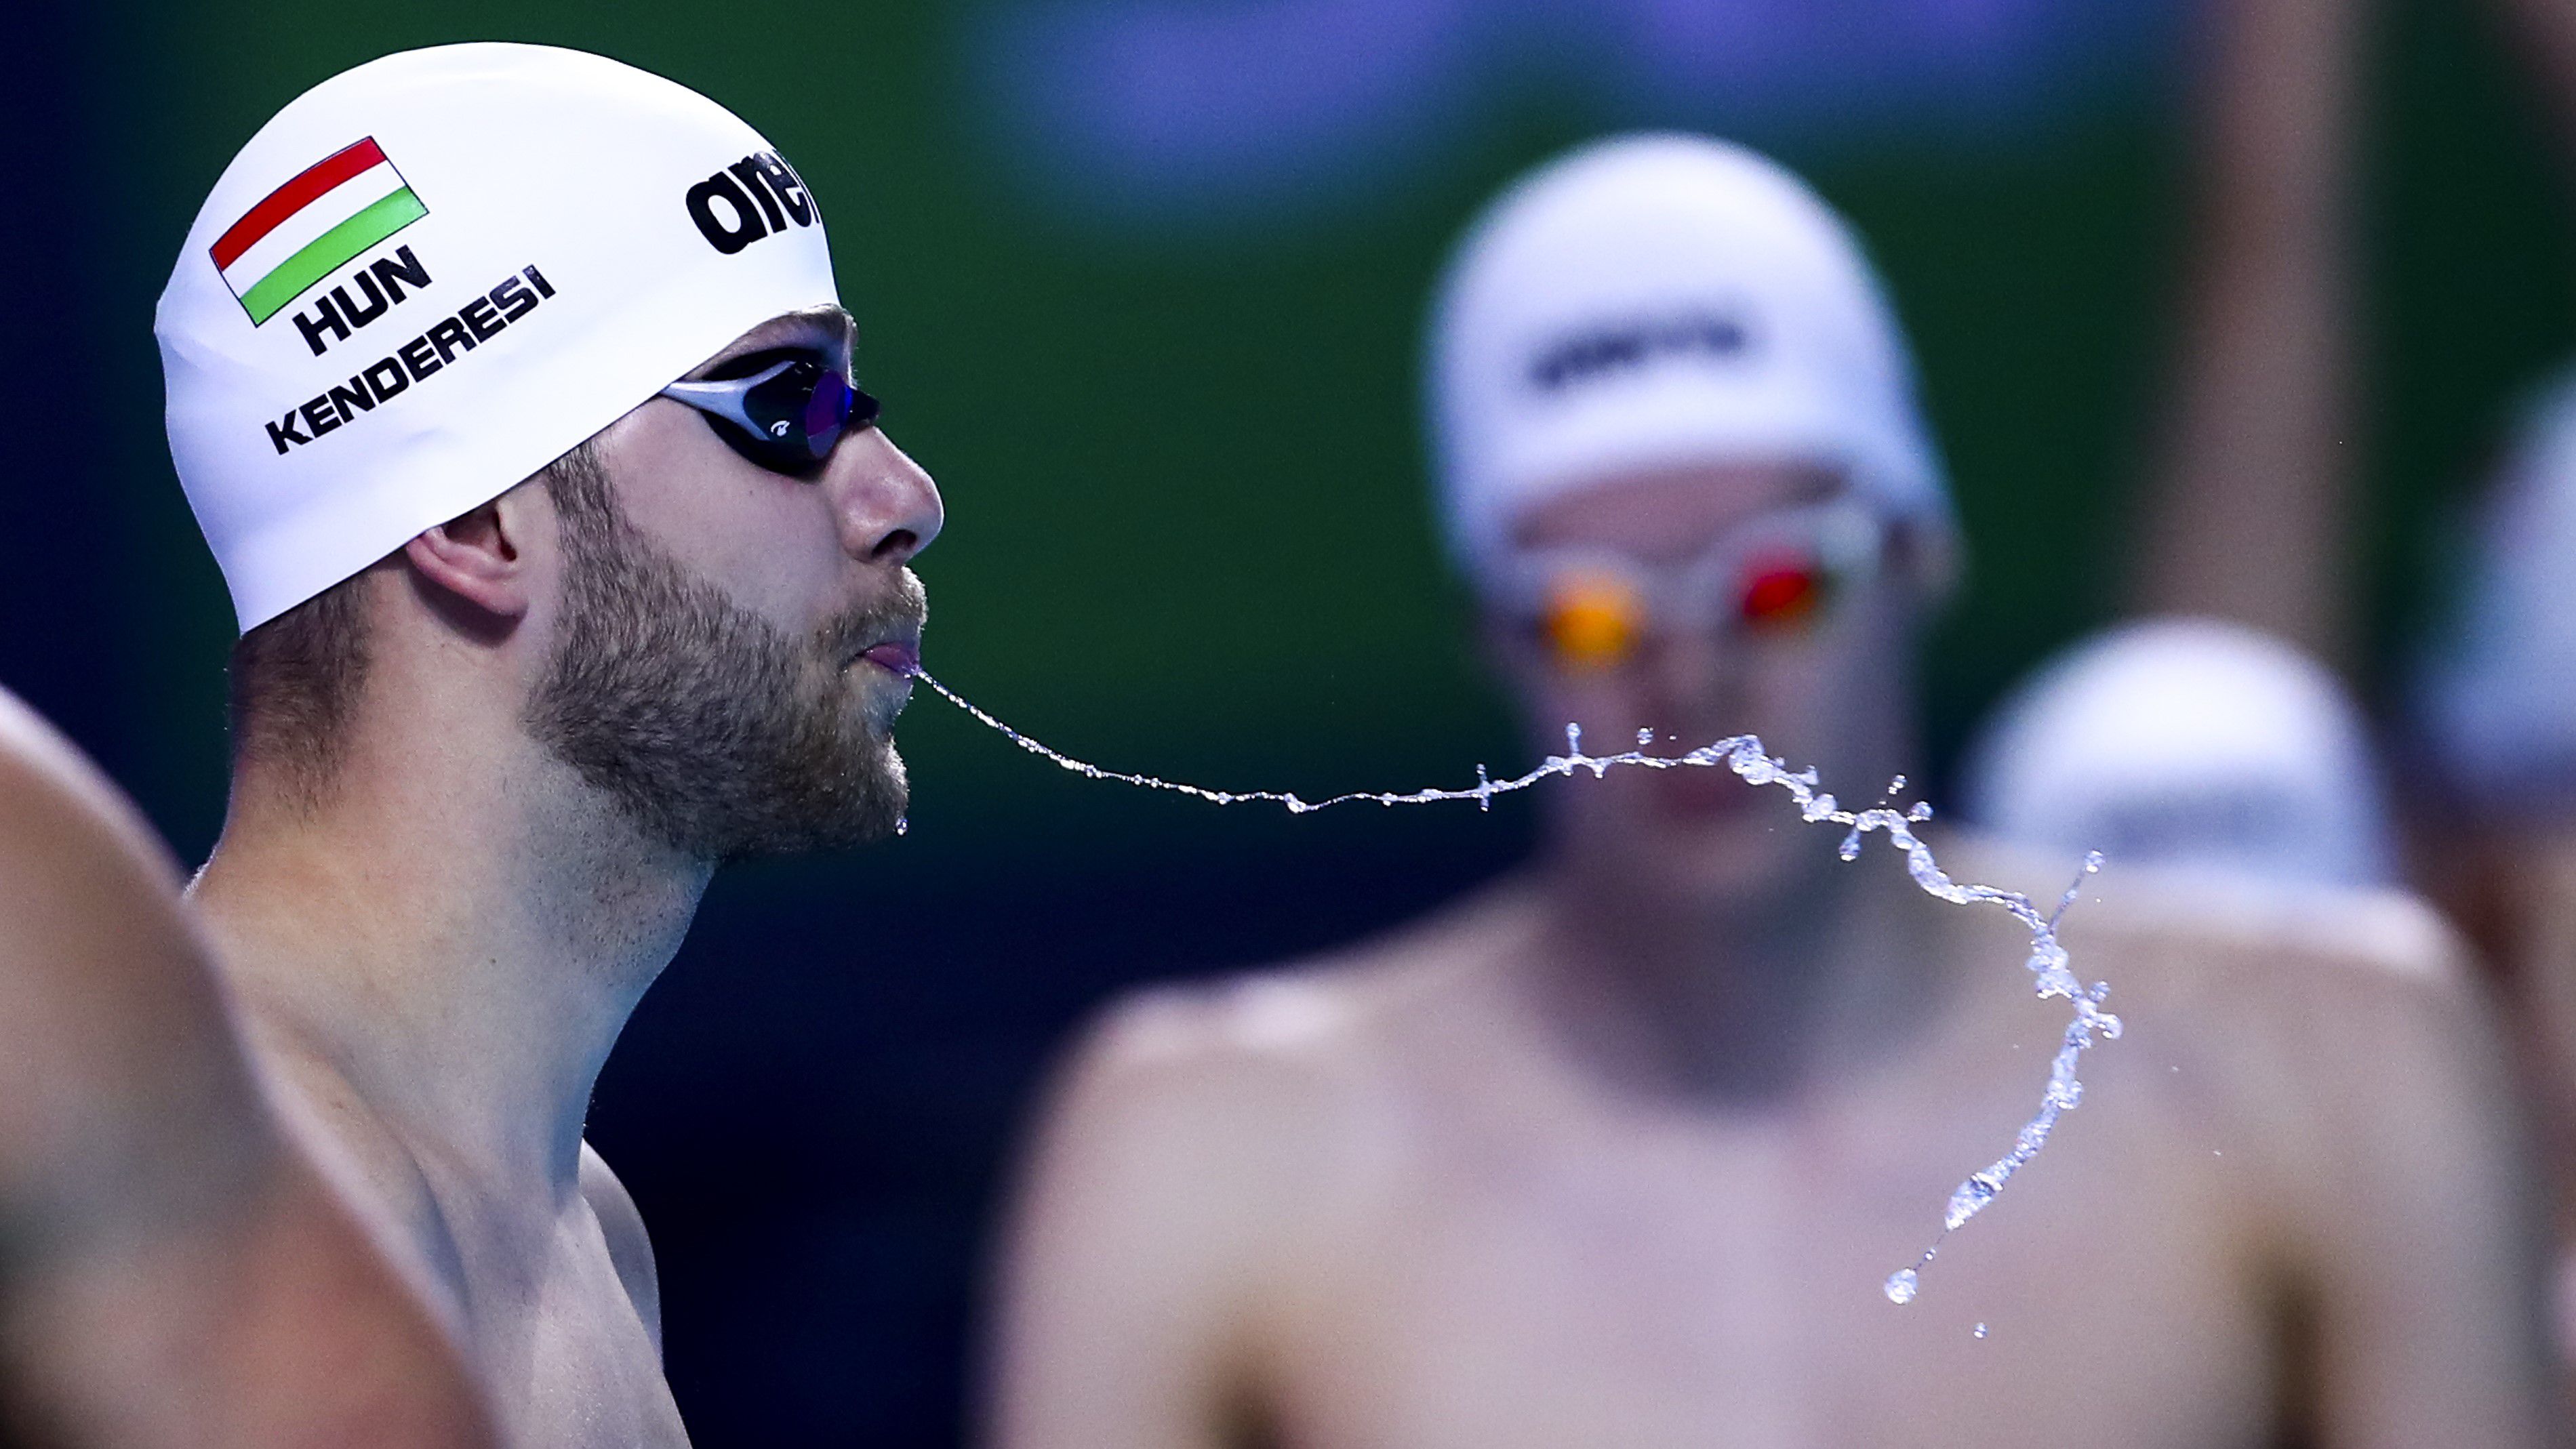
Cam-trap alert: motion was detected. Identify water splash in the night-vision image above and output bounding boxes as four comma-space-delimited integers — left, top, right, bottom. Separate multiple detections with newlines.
911, 669, 2120, 1301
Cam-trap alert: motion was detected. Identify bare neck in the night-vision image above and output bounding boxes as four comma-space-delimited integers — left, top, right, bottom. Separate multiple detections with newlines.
1515, 840, 1958, 1105
191, 676, 708, 1203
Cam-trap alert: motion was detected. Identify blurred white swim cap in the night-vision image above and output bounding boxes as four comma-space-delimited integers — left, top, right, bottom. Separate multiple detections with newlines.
158, 43, 839, 632
1964, 619, 2395, 889
1428, 134, 1950, 577
2413, 366, 2576, 810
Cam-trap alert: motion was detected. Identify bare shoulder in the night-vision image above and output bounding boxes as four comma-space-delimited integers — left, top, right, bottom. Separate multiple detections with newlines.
1956, 837, 2474, 1032
0, 687, 193, 956
1062, 886, 1526, 1135
992, 889, 1529, 1418
0, 687, 173, 868
2071, 869, 2479, 1054
2061, 865, 2513, 1200
578, 1141, 661, 1351
1023, 887, 1529, 1257
0, 687, 266, 1206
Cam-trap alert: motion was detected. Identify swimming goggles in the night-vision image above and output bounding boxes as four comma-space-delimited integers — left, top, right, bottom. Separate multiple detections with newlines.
659, 347, 880, 474
1493, 501, 1884, 671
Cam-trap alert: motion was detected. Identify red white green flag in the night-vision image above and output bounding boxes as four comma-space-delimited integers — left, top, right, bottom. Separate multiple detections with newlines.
209, 137, 428, 325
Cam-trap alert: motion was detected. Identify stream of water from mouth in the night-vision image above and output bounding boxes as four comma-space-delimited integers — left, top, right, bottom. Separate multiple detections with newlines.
909, 668, 2119, 1303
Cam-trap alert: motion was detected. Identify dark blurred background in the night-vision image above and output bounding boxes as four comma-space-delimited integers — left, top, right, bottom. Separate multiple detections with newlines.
4, 0, 2571, 1441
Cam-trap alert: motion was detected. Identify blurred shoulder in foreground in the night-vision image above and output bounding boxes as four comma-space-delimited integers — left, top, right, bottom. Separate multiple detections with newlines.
0, 687, 494, 1448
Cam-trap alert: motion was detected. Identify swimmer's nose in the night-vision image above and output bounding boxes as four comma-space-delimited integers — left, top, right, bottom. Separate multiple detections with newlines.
1643, 626, 1744, 722
825, 427, 944, 565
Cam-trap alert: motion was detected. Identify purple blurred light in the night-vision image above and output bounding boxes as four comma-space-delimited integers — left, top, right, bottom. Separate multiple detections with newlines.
970, 0, 2177, 223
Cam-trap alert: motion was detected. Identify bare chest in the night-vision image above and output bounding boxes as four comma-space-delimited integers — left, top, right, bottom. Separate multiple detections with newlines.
1264, 1095, 2277, 1449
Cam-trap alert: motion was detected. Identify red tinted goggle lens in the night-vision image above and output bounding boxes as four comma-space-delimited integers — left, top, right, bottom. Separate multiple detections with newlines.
1737, 552, 1830, 632
1529, 538, 1849, 668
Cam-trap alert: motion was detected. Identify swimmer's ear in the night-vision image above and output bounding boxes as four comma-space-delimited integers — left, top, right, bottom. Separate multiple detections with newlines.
403, 495, 533, 622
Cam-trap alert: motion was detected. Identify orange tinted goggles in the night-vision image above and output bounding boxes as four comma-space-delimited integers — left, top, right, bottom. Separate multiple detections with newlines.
1497, 503, 1883, 670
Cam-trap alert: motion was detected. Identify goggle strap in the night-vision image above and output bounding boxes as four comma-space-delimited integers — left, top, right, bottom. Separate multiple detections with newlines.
658, 356, 805, 442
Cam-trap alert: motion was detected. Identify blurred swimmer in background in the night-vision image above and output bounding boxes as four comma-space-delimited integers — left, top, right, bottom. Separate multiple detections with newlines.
2130, 0, 2576, 1402
982, 134, 2559, 1449
2414, 369, 2576, 1379
0, 685, 494, 1448
1963, 618, 2396, 894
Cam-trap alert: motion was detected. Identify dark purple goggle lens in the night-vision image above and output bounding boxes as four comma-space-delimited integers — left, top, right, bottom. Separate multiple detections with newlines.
800, 369, 858, 460
718, 354, 880, 472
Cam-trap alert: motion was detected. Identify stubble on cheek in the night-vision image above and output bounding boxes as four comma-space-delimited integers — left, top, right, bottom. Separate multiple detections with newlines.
523, 504, 924, 861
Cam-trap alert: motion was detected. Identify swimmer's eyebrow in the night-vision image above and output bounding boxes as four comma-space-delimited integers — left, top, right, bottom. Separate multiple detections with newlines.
686, 305, 856, 377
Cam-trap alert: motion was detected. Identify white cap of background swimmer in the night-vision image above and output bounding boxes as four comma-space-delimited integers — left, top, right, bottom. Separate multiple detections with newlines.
1428, 132, 1950, 577
158, 42, 839, 632
2414, 366, 2576, 809
1965, 619, 2396, 889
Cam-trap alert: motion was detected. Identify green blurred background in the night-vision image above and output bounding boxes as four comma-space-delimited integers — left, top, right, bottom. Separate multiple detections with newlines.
5, 0, 2570, 1440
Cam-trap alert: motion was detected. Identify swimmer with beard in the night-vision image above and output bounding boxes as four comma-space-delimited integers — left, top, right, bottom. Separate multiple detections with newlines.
158, 47, 939, 1445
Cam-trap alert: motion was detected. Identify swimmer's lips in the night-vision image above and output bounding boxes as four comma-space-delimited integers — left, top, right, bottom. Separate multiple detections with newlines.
859, 640, 921, 676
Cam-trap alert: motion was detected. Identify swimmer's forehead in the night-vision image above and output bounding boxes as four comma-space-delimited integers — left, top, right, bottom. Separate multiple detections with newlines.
1510, 460, 1849, 560
686, 304, 856, 379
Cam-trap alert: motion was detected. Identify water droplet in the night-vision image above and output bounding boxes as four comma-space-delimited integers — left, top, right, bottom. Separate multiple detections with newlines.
893, 815, 908, 837
1636, 727, 1655, 746
1944, 1171, 2002, 1230
1838, 827, 1864, 861
1973, 1322, 1989, 1340
1886, 773, 1908, 797
1883, 1268, 1920, 1305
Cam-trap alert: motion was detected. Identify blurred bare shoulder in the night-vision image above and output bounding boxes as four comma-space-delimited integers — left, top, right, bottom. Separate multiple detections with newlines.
988, 884, 1540, 1449
0, 686, 498, 1447
1955, 832, 2466, 1013
0, 687, 260, 1196
0, 687, 178, 864
2009, 844, 2536, 1255
2064, 860, 2482, 1078
1062, 880, 1537, 1132
1952, 834, 2503, 1177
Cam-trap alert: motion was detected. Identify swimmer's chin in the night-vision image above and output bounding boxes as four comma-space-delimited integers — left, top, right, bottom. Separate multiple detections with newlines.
865, 754, 911, 843
837, 657, 917, 729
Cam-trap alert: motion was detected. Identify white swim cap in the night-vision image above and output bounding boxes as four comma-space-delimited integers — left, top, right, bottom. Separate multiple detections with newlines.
2413, 366, 2576, 810
1427, 134, 1949, 577
1963, 619, 2395, 889
158, 43, 839, 632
